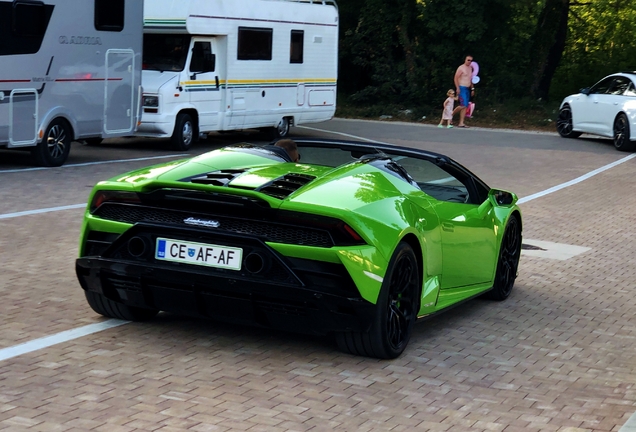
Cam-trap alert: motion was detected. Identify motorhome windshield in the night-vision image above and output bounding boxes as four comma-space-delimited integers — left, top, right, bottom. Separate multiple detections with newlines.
143, 34, 191, 72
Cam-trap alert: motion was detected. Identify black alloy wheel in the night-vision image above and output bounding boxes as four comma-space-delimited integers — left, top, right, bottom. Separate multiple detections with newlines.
556, 105, 581, 139
557, 105, 581, 138
32, 118, 72, 167
484, 215, 521, 301
336, 242, 420, 359
613, 113, 636, 151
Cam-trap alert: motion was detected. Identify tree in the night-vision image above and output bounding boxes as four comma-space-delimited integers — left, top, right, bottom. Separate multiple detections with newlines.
528, 0, 570, 100
339, 0, 420, 104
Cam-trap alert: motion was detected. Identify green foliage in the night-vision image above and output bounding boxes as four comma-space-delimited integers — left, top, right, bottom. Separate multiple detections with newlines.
338, 0, 636, 108
550, 0, 636, 99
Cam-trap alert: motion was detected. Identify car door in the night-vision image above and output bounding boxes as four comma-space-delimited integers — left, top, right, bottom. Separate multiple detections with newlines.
597, 76, 632, 136
396, 156, 497, 289
186, 39, 222, 131
575, 76, 614, 133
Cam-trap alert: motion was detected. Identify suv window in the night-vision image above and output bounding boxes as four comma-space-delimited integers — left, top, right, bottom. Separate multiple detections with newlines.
625, 82, 636, 97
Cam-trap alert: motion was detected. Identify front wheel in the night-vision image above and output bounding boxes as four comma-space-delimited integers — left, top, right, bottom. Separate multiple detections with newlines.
336, 242, 420, 359
85, 291, 159, 321
556, 105, 581, 139
31, 118, 72, 167
171, 112, 197, 151
613, 113, 635, 152
484, 215, 521, 301
268, 117, 290, 139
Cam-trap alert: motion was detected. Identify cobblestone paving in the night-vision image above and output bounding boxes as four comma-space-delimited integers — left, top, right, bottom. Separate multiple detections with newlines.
0, 123, 634, 431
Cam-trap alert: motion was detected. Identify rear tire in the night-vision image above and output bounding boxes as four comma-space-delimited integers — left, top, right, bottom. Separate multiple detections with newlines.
85, 291, 159, 321
556, 105, 581, 139
484, 215, 521, 301
336, 242, 420, 359
32, 118, 72, 167
171, 112, 197, 151
613, 113, 635, 152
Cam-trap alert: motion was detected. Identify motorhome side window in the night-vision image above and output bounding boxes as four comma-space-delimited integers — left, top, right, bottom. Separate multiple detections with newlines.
95, 0, 124, 32
237, 27, 273, 61
290, 30, 304, 64
1, 1, 53, 55
12, 2, 46, 37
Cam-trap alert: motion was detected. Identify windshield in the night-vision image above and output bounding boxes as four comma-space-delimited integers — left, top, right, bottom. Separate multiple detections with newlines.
143, 34, 191, 72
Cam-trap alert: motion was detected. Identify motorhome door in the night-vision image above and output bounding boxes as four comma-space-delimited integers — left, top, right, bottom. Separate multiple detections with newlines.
9, 89, 38, 146
186, 39, 222, 131
104, 49, 135, 135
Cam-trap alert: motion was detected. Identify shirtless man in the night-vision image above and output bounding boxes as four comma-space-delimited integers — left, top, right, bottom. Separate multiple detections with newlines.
454, 55, 475, 127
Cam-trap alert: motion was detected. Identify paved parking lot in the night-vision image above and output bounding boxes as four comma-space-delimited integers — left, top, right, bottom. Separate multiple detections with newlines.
0, 119, 635, 431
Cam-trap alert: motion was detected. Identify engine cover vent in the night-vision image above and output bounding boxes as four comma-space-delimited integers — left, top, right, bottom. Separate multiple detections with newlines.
257, 173, 316, 199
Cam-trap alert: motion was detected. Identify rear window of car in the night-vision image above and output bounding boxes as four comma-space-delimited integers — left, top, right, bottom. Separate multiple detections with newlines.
608, 77, 632, 95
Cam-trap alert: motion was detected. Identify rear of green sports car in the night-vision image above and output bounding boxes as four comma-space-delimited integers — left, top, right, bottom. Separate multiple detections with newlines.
76, 141, 522, 358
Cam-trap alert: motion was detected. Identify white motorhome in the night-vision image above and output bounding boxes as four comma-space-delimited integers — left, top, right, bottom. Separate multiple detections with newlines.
140, 0, 338, 150
0, 0, 143, 166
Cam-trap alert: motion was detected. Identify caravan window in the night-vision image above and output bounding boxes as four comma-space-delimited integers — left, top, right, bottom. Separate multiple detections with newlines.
95, 0, 124, 32
238, 27, 272, 61
290, 30, 304, 64
12, 1, 47, 38
1, 1, 53, 55
143, 34, 191, 72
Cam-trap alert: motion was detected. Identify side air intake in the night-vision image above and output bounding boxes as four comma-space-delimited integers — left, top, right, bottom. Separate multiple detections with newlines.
257, 173, 316, 199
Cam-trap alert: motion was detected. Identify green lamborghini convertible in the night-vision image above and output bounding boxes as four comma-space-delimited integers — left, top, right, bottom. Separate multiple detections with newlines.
76, 139, 522, 359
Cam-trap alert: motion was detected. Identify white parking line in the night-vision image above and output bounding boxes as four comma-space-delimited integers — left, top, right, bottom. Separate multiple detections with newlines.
518, 153, 636, 204
0, 320, 128, 362
620, 412, 636, 431
299, 125, 392, 144
0, 204, 86, 219
0, 154, 188, 174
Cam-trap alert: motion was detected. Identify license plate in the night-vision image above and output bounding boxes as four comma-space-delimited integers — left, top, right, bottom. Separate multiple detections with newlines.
155, 238, 243, 271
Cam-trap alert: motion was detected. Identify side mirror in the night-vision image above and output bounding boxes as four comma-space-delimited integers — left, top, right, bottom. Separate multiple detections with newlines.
490, 189, 517, 206
477, 189, 517, 218
580, 87, 590, 95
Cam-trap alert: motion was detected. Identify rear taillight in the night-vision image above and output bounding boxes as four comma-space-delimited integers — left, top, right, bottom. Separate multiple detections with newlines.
90, 191, 141, 213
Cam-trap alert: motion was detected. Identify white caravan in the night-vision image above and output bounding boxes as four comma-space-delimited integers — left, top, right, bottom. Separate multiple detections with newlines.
140, 0, 339, 150
0, 0, 143, 166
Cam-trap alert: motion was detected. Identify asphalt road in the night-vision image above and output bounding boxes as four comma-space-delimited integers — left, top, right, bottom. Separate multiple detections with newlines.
0, 119, 634, 431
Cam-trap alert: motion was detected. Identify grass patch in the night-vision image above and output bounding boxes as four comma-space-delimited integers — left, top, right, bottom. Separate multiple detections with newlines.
335, 96, 561, 133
